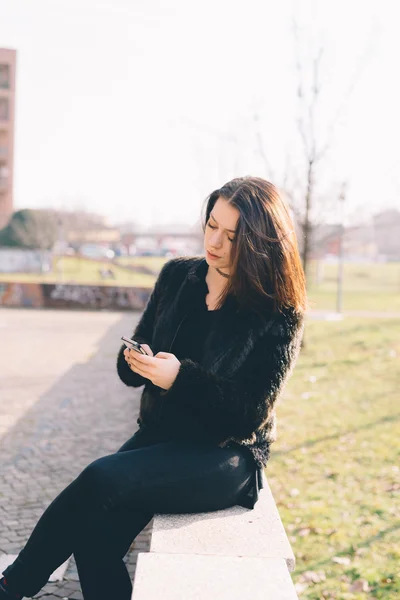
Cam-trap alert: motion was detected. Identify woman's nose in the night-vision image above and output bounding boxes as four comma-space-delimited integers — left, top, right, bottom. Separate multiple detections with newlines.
210, 231, 223, 247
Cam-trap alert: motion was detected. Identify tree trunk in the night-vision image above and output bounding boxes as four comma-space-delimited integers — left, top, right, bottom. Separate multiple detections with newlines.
301, 159, 314, 280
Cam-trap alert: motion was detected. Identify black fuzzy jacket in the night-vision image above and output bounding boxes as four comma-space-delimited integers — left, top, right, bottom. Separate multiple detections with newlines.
117, 256, 304, 469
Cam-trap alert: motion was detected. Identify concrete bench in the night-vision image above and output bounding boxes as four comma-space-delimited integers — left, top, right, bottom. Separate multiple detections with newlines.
132, 471, 299, 599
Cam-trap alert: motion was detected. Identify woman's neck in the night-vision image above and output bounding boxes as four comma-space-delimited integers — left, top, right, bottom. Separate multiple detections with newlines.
205, 265, 229, 298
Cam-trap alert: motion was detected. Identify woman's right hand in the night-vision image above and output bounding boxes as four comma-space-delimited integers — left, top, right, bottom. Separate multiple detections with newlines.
124, 344, 153, 372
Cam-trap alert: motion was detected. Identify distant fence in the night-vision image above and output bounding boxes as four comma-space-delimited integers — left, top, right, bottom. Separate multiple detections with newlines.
0, 282, 150, 311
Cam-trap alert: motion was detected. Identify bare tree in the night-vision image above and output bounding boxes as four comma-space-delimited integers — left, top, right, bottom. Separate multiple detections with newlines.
53, 208, 109, 251
254, 19, 375, 280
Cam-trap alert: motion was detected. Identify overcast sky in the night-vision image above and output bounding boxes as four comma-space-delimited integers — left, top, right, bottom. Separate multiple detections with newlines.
1, 0, 399, 227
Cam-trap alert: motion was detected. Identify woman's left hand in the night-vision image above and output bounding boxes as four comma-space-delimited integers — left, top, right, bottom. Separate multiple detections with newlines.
125, 350, 181, 390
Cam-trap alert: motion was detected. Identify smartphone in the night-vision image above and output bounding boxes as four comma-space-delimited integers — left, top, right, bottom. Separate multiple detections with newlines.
121, 336, 148, 355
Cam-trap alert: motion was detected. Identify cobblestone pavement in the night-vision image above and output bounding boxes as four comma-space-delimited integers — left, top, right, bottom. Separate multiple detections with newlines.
0, 308, 152, 599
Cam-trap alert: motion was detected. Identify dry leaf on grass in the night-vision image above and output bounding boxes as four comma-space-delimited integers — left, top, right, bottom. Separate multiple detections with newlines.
349, 579, 370, 592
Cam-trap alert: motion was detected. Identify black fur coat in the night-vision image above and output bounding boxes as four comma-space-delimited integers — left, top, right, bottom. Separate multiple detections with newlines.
117, 256, 304, 467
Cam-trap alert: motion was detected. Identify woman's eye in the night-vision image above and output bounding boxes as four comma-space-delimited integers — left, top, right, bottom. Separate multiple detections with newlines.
207, 220, 233, 242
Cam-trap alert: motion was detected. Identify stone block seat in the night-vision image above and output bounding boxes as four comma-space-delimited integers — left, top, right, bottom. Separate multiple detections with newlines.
132, 471, 299, 599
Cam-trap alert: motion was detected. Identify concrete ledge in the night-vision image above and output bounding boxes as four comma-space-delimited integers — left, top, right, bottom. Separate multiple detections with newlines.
132, 553, 298, 600
150, 474, 295, 571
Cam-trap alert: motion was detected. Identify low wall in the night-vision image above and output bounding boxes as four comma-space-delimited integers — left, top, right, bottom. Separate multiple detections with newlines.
0, 282, 150, 311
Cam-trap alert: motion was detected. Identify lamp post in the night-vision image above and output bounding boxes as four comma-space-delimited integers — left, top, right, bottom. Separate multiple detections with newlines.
336, 183, 347, 313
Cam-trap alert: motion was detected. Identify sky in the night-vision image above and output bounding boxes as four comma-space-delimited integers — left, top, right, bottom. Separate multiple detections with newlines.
1, 0, 399, 228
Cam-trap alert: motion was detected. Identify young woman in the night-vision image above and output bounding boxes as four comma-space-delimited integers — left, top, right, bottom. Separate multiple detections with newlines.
0, 176, 307, 600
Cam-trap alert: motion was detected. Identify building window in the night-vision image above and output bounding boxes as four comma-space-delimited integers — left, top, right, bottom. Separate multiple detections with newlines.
0, 98, 9, 120
0, 65, 10, 89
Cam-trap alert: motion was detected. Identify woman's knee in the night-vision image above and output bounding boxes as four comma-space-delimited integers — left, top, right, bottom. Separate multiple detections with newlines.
75, 457, 113, 508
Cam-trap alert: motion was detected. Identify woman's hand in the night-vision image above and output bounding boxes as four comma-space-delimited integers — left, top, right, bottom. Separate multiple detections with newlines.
124, 344, 153, 367
124, 345, 153, 373
124, 348, 181, 390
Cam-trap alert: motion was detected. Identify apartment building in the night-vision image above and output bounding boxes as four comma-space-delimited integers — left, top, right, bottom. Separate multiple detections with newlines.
0, 48, 16, 229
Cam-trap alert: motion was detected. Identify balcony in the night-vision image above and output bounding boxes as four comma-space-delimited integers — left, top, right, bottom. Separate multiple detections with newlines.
0, 146, 7, 161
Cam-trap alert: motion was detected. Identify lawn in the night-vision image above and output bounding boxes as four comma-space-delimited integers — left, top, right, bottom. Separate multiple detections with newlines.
0, 257, 399, 313
0, 256, 164, 288
307, 261, 400, 312
267, 317, 400, 599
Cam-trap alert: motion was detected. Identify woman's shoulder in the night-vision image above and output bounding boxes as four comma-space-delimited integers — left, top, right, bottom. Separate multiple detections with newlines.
267, 306, 305, 342
156, 255, 204, 287
159, 255, 203, 276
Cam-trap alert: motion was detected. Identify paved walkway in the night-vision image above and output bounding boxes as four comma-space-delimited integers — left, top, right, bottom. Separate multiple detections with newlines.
0, 308, 151, 599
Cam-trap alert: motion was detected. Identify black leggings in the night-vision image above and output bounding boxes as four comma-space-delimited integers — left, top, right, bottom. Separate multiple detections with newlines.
2, 427, 256, 600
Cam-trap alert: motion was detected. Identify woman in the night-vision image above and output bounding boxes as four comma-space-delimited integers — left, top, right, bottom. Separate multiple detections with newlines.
0, 176, 307, 600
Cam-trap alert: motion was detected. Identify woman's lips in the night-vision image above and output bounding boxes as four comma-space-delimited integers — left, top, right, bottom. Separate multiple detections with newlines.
207, 250, 220, 260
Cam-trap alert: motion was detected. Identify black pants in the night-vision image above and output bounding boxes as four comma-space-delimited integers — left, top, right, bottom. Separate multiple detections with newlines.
2, 427, 256, 600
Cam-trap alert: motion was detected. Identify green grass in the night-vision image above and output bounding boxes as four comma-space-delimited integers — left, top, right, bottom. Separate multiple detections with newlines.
307, 262, 400, 312
308, 288, 400, 312
0, 256, 167, 287
0, 257, 399, 313
267, 317, 400, 599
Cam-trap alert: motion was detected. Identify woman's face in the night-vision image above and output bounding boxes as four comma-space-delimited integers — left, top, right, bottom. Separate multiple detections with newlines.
204, 197, 239, 271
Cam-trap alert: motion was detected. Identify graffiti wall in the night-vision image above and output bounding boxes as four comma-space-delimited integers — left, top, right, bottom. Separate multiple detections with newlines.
0, 282, 150, 311
0, 282, 44, 307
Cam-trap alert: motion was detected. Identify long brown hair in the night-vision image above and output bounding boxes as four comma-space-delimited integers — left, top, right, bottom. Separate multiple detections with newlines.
202, 176, 308, 315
